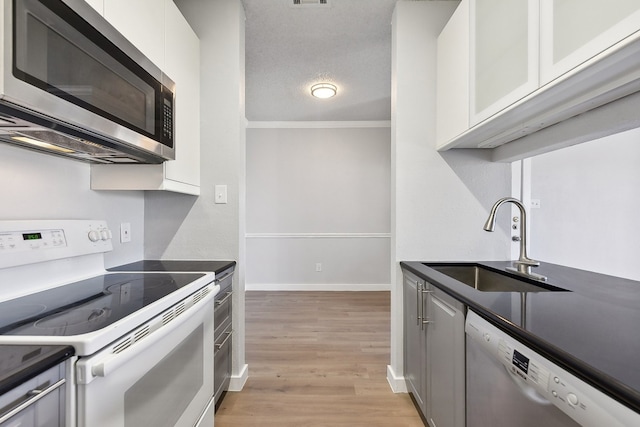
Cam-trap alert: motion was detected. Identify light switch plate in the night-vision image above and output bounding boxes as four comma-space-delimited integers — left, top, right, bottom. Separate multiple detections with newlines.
215, 185, 228, 204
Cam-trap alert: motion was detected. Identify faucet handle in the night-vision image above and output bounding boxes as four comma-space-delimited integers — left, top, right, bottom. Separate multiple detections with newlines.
514, 257, 540, 267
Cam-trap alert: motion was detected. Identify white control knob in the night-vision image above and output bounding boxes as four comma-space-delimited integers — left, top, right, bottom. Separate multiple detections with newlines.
88, 230, 100, 242
567, 393, 579, 406
100, 230, 110, 241
484, 333, 491, 342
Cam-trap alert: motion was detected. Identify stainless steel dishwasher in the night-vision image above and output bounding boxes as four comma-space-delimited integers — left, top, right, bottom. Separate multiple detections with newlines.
465, 310, 640, 427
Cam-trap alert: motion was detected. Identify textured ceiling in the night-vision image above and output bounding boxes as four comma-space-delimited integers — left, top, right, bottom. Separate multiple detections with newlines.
242, 0, 399, 122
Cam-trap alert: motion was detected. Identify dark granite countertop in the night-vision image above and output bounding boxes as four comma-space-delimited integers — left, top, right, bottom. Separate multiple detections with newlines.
401, 260, 640, 414
0, 345, 73, 395
108, 260, 236, 275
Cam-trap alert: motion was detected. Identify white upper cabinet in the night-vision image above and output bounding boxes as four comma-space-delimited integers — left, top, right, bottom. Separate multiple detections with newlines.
91, 0, 201, 195
540, 0, 640, 85
436, 0, 469, 147
103, 0, 165, 68
436, 0, 640, 159
163, 0, 200, 188
470, 0, 538, 124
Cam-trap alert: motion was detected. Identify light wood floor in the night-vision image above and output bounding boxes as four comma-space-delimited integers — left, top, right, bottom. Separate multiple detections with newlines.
215, 291, 424, 427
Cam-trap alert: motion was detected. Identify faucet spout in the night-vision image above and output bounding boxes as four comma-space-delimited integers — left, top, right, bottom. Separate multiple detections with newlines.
484, 197, 546, 281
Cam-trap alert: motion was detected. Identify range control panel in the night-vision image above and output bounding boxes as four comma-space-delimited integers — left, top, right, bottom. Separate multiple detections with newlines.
466, 310, 640, 427
0, 220, 113, 269
0, 229, 67, 253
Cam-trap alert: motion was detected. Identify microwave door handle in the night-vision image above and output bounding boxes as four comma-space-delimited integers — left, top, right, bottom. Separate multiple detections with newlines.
79, 289, 216, 384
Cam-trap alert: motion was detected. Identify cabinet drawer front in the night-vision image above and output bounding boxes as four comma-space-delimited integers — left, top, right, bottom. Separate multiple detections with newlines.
214, 290, 232, 333
213, 324, 232, 404
215, 269, 234, 294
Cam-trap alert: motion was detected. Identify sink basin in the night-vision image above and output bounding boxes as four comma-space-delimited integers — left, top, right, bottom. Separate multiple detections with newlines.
426, 264, 568, 293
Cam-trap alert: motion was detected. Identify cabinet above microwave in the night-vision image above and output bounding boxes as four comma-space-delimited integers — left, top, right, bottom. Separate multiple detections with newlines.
436, 0, 640, 162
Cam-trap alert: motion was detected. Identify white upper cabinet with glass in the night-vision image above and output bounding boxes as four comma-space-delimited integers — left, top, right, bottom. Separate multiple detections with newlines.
436, 0, 469, 147
471, 0, 538, 125
436, 0, 640, 160
541, 0, 640, 85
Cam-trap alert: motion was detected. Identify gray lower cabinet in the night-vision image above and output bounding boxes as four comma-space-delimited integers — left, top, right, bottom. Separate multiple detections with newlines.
404, 271, 427, 411
403, 270, 465, 427
213, 267, 234, 410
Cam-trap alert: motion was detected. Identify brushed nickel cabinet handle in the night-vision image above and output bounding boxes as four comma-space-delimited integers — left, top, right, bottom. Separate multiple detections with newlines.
215, 331, 233, 353
215, 291, 233, 306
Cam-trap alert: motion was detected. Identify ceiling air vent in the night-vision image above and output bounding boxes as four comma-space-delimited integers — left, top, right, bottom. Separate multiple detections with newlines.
291, 0, 330, 8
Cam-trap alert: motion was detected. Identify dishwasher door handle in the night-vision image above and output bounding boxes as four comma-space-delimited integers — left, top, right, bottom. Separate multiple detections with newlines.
502, 363, 552, 405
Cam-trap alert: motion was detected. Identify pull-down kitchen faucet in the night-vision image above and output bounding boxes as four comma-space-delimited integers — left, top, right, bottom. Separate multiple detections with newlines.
484, 197, 547, 282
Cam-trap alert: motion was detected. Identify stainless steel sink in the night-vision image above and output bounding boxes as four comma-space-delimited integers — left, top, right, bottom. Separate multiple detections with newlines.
426, 264, 567, 292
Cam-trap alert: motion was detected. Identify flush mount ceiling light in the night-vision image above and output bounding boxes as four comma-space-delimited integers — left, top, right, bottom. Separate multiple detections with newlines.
311, 83, 337, 99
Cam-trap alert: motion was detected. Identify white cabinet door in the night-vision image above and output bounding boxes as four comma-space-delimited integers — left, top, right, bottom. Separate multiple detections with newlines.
163, 0, 200, 188
103, 0, 164, 68
540, 0, 640, 85
436, 0, 469, 149
470, 0, 539, 125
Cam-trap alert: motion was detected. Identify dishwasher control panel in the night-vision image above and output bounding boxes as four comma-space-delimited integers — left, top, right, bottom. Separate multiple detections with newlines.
465, 310, 640, 427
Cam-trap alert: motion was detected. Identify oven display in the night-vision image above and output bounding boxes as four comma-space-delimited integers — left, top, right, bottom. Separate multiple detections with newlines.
22, 232, 42, 241
513, 349, 529, 374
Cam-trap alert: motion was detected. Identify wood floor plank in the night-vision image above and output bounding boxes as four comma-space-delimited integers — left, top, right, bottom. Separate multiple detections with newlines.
215, 291, 423, 426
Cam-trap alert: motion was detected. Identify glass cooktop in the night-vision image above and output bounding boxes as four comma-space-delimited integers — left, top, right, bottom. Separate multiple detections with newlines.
0, 272, 205, 337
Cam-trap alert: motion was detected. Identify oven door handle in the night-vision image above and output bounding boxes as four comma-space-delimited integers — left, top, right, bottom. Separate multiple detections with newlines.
79, 289, 216, 384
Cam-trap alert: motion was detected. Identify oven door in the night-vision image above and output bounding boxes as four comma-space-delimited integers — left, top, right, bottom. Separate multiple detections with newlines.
75, 290, 215, 427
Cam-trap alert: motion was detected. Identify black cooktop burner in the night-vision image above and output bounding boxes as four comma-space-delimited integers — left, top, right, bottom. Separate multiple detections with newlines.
0, 272, 205, 336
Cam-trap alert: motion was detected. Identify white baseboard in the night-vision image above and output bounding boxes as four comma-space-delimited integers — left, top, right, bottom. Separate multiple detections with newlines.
245, 283, 391, 291
228, 364, 249, 391
386, 364, 407, 393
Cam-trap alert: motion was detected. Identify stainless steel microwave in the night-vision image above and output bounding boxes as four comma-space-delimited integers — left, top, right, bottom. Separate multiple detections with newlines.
0, 0, 175, 163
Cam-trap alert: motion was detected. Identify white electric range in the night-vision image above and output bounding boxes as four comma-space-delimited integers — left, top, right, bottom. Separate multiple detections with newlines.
0, 220, 219, 427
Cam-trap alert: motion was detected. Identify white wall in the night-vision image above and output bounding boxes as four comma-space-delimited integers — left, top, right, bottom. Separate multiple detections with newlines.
529, 127, 640, 281
389, 0, 513, 391
147, 0, 248, 389
245, 126, 391, 290
0, 144, 145, 267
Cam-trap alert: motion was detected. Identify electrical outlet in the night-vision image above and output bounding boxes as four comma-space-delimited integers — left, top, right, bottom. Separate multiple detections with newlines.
315, 263, 322, 272
120, 223, 132, 243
